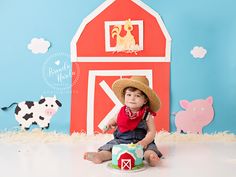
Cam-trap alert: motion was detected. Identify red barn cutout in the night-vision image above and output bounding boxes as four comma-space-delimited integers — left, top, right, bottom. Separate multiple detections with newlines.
117, 151, 136, 170
70, 0, 171, 135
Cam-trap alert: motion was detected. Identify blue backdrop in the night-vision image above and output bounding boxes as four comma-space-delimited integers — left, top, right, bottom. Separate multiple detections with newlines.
0, 0, 235, 134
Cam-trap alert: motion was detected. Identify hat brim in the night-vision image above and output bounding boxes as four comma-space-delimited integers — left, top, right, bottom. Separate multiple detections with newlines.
112, 78, 161, 112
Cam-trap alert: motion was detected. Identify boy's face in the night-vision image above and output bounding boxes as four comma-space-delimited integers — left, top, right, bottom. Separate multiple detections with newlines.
124, 89, 147, 112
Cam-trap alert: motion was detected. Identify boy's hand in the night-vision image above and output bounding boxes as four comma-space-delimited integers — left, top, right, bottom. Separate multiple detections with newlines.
102, 124, 115, 133
102, 118, 117, 133
136, 140, 148, 149
102, 125, 109, 133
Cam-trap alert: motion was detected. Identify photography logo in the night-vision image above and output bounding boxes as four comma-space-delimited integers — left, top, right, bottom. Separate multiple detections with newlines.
42, 53, 79, 91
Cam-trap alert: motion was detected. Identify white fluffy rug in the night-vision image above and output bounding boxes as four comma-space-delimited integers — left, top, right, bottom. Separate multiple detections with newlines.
0, 130, 235, 144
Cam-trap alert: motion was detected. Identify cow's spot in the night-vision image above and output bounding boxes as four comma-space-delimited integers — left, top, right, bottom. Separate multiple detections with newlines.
45, 123, 50, 129
15, 105, 21, 115
25, 101, 34, 109
39, 98, 46, 104
56, 100, 62, 107
39, 116, 45, 120
22, 113, 33, 120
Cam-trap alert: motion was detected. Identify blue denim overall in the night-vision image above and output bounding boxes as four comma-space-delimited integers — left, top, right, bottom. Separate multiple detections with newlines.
98, 115, 163, 158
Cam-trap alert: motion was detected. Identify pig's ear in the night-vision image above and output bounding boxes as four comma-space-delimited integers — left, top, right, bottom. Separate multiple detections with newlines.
180, 100, 189, 109
206, 96, 213, 105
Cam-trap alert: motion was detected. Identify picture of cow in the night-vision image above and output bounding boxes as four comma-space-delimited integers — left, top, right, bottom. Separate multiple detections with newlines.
1, 96, 62, 130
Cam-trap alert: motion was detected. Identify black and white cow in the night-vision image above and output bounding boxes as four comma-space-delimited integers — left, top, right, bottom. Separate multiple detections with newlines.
1, 96, 62, 130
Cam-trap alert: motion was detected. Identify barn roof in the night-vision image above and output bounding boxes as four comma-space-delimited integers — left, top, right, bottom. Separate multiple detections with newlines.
71, 0, 171, 62
117, 151, 136, 160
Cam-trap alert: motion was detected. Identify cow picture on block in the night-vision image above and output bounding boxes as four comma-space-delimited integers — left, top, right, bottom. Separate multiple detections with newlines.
1, 96, 62, 130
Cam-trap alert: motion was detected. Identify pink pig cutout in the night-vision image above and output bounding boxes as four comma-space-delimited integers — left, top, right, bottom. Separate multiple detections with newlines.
175, 96, 214, 134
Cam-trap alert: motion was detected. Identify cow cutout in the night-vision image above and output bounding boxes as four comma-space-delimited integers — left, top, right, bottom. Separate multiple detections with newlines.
1, 96, 62, 130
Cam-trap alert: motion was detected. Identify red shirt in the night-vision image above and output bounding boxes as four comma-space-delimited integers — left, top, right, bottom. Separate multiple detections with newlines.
117, 106, 148, 133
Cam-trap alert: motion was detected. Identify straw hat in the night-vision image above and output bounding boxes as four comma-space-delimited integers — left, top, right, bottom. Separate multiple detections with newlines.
112, 76, 161, 112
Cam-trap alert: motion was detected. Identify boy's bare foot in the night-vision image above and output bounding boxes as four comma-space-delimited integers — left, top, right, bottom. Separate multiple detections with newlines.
84, 152, 103, 164
144, 150, 160, 167
148, 153, 159, 167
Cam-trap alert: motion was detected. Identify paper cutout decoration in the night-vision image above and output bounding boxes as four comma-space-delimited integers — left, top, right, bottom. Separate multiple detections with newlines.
105, 19, 143, 54
54, 60, 60, 66
175, 96, 214, 134
191, 46, 207, 59
70, 0, 171, 135
1, 96, 62, 130
27, 38, 51, 54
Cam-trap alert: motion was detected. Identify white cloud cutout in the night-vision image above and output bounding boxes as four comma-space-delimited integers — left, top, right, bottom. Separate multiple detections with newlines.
191, 46, 207, 59
27, 38, 51, 54
112, 146, 121, 155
